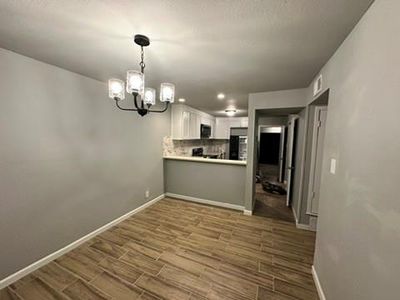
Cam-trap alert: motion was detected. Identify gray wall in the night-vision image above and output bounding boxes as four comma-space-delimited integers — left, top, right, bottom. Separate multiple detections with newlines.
308, 1, 400, 299
245, 89, 307, 210
0, 48, 170, 280
164, 159, 246, 207
258, 116, 288, 126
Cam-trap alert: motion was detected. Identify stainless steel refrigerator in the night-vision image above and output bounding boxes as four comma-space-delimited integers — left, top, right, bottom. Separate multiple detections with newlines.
229, 132, 248, 161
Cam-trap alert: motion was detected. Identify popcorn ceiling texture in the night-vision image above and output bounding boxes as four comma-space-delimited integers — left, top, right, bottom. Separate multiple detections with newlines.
163, 136, 229, 157
0, 0, 373, 116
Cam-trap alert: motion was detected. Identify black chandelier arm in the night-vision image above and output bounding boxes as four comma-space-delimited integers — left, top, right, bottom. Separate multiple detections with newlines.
148, 101, 170, 113
114, 98, 138, 112
133, 93, 140, 109
113, 96, 169, 115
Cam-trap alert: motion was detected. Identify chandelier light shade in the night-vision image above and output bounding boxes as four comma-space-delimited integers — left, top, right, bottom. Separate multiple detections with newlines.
144, 87, 156, 105
107, 34, 175, 117
108, 79, 125, 100
160, 83, 175, 103
126, 70, 144, 96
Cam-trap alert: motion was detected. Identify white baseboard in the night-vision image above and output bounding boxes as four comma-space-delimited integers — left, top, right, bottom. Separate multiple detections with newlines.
0, 194, 165, 289
243, 210, 252, 215
165, 193, 245, 212
291, 205, 315, 231
296, 222, 313, 231
312, 265, 326, 300
291, 205, 299, 222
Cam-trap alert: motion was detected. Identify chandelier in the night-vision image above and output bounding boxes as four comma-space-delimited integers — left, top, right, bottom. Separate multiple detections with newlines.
108, 34, 175, 116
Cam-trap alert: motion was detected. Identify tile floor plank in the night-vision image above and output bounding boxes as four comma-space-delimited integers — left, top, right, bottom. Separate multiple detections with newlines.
98, 256, 143, 284
32, 262, 78, 291
62, 278, 111, 299
274, 279, 318, 300
158, 266, 211, 297
14, 278, 69, 300
135, 274, 191, 300
90, 271, 142, 300
120, 250, 164, 275
0, 288, 23, 300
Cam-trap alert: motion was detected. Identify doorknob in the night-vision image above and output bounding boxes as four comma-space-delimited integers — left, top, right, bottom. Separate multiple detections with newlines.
287, 166, 295, 170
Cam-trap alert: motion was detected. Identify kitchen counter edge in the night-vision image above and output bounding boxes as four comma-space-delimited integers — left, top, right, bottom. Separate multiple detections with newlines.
163, 156, 247, 166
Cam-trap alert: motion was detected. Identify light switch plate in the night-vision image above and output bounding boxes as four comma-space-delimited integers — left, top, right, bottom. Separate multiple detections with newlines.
330, 158, 337, 174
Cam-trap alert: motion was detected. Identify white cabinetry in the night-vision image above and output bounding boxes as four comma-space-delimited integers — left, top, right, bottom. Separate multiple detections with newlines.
240, 117, 248, 128
189, 112, 201, 139
171, 105, 248, 140
215, 118, 230, 139
214, 117, 248, 139
171, 104, 213, 140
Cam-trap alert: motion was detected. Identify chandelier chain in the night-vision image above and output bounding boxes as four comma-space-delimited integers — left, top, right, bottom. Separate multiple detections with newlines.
140, 46, 145, 73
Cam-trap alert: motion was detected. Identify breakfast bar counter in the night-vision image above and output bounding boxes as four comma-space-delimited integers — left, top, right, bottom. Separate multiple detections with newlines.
163, 156, 246, 210
163, 155, 246, 166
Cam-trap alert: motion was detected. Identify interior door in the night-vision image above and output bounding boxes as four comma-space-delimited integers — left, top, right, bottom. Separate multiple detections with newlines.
307, 106, 328, 215
286, 117, 299, 207
278, 125, 286, 182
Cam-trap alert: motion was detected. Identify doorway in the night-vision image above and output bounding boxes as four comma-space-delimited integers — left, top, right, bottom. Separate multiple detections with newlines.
306, 106, 328, 216
286, 116, 299, 207
258, 126, 284, 182
254, 120, 298, 223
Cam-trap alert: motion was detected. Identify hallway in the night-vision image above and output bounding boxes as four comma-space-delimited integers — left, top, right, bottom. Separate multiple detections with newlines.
254, 183, 295, 223
254, 163, 295, 223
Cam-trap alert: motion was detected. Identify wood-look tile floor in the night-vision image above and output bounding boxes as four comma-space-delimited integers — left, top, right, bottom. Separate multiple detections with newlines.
254, 184, 295, 223
0, 198, 318, 300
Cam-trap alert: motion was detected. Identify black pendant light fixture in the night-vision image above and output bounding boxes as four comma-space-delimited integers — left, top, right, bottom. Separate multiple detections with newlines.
108, 34, 175, 116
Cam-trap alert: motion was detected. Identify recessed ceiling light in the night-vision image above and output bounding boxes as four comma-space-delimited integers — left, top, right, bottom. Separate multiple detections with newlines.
217, 93, 225, 100
178, 98, 186, 103
225, 109, 236, 117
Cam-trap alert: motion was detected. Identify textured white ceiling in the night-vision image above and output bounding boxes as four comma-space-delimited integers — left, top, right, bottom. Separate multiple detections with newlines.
0, 0, 373, 116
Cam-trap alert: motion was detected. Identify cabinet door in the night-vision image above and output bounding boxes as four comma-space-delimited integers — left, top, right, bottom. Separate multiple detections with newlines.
210, 119, 216, 138
182, 111, 190, 139
201, 117, 211, 126
189, 112, 200, 139
240, 117, 248, 128
229, 119, 241, 128
215, 119, 229, 139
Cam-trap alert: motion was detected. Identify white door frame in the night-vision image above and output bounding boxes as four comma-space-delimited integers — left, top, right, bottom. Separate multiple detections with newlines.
286, 115, 299, 207
306, 106, 328, 216
278, 125, 286, 183
257, 125, 283, 177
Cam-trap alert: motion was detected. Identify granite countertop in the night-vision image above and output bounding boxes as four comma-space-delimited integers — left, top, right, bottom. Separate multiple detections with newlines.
163, 155, 247, 166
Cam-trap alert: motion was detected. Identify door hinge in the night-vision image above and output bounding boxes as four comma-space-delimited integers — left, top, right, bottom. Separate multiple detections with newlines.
312, 191, 316, 199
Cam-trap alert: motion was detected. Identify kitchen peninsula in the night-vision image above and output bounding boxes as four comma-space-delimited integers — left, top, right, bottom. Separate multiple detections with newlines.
163, 104, 248, 212
164, 156, 246, 211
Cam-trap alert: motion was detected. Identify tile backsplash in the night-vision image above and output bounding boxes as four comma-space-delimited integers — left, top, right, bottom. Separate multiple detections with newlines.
163, 136, 229, 157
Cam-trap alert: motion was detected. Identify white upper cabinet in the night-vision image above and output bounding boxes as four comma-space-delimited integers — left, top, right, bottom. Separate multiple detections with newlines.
189, 112, 201, 139
215, 118, 229, 139
171, 104, 214, 140
171, 104, 247, 140
240, 117, 248, 128
214, 117, 248, 139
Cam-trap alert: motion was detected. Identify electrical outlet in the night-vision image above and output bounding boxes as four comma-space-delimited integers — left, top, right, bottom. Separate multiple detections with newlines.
145, 189, 150, 198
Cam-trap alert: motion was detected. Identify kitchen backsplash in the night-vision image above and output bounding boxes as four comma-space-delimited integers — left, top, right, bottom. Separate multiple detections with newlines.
163, 136, 229, 157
